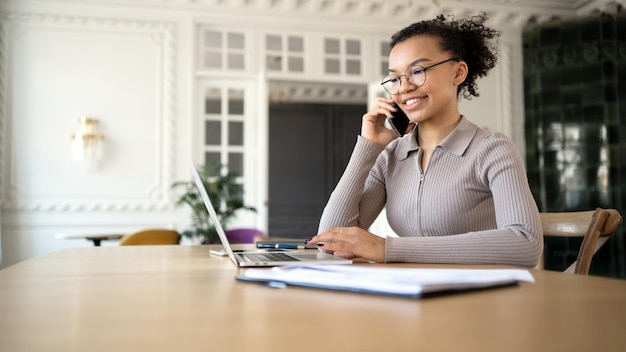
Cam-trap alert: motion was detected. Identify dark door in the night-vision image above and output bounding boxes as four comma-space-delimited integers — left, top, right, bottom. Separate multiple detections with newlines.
268, 103, 365, 238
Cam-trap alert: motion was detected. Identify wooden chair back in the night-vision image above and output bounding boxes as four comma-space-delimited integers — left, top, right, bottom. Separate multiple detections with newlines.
119, 229, 180, 246
538, 208, 622, 275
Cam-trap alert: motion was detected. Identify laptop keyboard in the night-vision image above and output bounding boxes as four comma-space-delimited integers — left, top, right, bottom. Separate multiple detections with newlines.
243, 252, 300, 262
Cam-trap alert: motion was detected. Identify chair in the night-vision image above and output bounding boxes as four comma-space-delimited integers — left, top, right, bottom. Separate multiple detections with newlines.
118, 229, 180, 246
224, 228, 265, 244
538, 208, 622, 275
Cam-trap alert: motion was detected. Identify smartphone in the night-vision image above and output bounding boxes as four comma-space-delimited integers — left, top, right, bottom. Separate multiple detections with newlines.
387, 103, 411, 137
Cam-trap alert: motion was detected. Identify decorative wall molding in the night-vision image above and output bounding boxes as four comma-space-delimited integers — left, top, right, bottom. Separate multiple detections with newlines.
26, 0, 626, 27
268, 81, 367, 105
0, 11, 177, 212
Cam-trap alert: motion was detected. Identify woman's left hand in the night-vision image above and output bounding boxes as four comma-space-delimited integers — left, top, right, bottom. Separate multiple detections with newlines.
307, 227, 386, 262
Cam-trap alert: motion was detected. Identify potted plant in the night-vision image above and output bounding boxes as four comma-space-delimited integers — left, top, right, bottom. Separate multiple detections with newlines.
171, 162, 256, 244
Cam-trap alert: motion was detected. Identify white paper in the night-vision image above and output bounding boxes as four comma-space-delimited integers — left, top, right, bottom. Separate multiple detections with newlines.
238, 265, 534, 297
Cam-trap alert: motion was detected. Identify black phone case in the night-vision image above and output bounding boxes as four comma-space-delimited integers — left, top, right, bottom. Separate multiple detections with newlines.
387, 103, 411, 137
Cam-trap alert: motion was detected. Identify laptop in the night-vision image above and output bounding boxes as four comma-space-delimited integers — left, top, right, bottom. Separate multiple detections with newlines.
191, 162, 352, 267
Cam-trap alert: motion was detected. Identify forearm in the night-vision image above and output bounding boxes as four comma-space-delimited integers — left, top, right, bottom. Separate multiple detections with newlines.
386, 225, 542, 267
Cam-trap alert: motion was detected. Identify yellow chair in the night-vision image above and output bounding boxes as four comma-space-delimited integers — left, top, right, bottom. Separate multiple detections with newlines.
118, 229, 180, 246
538, 208, 622, 275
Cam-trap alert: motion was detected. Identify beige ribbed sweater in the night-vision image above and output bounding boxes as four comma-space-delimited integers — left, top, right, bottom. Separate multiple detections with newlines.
318, 117, 543, 267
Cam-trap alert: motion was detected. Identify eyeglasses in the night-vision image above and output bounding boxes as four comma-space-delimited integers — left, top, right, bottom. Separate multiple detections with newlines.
381, 58, 458, 95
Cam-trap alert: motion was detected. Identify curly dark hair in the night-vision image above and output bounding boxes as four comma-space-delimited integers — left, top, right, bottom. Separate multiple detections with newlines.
390, 13, 500, 100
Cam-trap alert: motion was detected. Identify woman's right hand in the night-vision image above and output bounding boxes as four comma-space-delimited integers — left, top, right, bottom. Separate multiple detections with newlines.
361, 97, 402, 146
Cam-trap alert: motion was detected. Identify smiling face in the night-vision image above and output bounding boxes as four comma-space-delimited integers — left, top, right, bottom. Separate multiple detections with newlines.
388, 35, 467, 127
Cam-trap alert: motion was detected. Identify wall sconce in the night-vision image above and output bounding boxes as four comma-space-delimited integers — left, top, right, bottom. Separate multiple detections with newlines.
71, 116, 104, 171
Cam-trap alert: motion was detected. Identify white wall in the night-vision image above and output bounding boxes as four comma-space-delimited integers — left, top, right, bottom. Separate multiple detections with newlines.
0, 0, 597, 268
0, 1, 194, 267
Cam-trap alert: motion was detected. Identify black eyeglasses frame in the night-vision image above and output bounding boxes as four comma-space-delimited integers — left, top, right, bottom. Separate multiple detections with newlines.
381, 57, 458, 95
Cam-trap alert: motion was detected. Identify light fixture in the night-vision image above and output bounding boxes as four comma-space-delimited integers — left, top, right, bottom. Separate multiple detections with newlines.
71, 116, 104, 171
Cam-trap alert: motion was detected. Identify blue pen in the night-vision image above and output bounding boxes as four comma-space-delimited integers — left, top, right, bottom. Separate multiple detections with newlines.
257, 243, 304, 249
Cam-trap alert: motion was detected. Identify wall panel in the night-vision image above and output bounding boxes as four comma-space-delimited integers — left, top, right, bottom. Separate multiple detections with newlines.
3, 13, 176, 212
0, 11, 180, 267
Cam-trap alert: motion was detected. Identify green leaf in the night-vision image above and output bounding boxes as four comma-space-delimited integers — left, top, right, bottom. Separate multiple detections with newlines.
170, 161, 256, 243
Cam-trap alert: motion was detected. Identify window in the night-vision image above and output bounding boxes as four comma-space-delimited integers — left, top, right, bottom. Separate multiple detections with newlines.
323, 36, 363, 76
198, 28, 246, 71
202, 87, 245, 176
265, 34, 305, 74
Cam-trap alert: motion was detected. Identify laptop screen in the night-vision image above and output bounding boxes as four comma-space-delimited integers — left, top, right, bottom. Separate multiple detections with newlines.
190, 162, 238, 264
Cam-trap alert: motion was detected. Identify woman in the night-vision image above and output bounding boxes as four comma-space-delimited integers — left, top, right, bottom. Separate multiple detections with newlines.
307, 14, 543, 267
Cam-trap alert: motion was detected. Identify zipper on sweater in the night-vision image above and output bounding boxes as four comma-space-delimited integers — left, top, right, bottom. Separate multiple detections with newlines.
415, 150, 425, 233
417, 149, 425, 189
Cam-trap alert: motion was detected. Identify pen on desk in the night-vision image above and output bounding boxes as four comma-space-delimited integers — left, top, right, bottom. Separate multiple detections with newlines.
256, 243, 304, 249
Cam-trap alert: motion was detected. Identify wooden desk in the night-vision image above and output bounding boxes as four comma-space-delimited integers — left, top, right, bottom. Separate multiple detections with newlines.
1, 245, 625, 352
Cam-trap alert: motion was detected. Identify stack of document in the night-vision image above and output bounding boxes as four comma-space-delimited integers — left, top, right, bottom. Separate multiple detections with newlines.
236, 265, 535, 298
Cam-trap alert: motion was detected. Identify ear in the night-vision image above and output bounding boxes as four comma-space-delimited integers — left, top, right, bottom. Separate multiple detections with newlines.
453, 61, 468, 86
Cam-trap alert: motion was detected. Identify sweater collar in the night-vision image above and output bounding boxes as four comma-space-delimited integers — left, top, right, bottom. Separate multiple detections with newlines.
398, 116, 477, 160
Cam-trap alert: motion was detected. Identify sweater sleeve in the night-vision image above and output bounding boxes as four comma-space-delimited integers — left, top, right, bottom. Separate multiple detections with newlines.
318, 136, 386, 232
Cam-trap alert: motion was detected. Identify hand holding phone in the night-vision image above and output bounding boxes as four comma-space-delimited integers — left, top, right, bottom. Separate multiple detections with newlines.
387, 103, 411, 137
